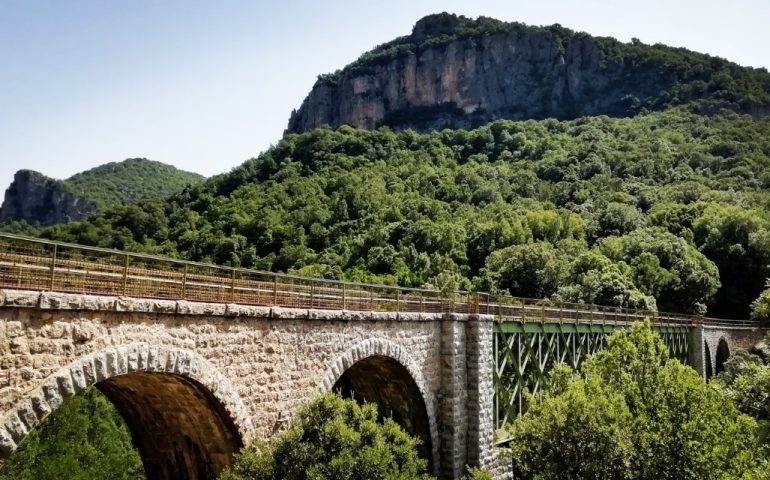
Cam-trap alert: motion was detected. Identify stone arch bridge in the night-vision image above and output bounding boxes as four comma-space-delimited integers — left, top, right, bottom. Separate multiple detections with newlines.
0, 234, 763, 479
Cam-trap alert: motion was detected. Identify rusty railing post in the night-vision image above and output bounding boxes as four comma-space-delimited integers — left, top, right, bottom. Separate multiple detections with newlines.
272, 275, 278, 306
121, 253, 129, 295
49, 244, 58, 291
369, 289, 374, 311
310, 283, 315, 308
231, 269, 236, 303
396, 289, 401, 313
181, 264, 188, 299
342, 283, 347, 310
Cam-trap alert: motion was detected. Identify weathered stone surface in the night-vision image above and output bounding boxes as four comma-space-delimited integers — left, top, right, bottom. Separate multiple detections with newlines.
0, 427, 16, 456
176, 300, 227, 316
2, 291, 39, 309
0, 169, 96, 226
0, 293, 507, 479
225, 304, 271, 318
697, 325, 766, 378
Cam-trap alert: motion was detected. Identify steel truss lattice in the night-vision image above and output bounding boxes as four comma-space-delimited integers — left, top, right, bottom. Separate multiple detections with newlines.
493, 322, 691, 434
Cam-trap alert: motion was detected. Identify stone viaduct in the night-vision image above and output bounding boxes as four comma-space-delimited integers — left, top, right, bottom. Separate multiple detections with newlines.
0, 234, 765, 479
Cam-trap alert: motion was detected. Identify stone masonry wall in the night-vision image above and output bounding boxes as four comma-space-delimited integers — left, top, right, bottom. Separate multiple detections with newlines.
0, 289, 501, 479
699, 325, 766, 377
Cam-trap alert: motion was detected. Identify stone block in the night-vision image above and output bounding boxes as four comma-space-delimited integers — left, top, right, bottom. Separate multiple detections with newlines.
69, 364, 87, 393
271, 307, 308, 319
176, 300, 227, 316
225, 304, 271, 318
2, 290, 40, 308
81, 295, 117, 311
55, 371, 75, 399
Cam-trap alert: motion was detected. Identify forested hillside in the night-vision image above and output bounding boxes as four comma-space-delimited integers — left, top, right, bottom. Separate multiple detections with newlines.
64, 158, 204, 209
36, 108, 770, 318
0, 159, 203, 227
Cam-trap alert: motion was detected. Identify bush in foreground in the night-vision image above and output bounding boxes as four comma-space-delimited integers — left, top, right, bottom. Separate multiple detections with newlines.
220, 392, 432, 480
506, 321, 766, 480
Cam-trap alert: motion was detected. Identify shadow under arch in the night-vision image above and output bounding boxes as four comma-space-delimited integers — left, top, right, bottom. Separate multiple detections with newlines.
704, 341, 713, 379
716, 338, 731, 375
1, 343, 252, 480
319, 339, 438, 473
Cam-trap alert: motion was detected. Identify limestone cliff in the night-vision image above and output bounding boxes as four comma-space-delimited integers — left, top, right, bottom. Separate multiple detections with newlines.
287, 13, 770, 133
0, 170, 96, 226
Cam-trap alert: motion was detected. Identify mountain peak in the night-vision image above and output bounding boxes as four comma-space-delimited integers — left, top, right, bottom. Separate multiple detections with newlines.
287, 14, 770, 134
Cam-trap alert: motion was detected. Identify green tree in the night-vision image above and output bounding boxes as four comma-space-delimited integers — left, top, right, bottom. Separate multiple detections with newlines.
481, 242, 564, 298
600, 228, 720, 313
508, 321, 763, 480
219, 393, 431, 480
751, 280, 770, 322
0, 388, 144, 480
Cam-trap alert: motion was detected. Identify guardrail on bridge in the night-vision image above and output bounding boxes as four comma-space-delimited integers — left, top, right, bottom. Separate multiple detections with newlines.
0, 233, 755, 328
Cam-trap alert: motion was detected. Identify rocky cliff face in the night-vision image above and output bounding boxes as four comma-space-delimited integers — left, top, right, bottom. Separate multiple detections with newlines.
0, 170, 96, 226
287, 14, 770, 133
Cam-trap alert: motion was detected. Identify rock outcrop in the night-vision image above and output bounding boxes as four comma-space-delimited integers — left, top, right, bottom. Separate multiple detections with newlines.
0, 170, 95, 226
287, 13, 770, 133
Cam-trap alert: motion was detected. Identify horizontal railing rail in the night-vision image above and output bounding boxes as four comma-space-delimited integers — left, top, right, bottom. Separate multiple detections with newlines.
0, 233, 757, 327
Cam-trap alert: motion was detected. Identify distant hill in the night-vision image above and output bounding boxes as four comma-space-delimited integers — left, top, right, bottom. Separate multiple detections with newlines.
0, 159, 203, 226
288, 13, 770, 133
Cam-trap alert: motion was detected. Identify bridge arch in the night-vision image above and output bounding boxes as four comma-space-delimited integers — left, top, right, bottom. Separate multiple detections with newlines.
319, 338, 438, 472
0, 343, 252, 480
716, 337, 731, 374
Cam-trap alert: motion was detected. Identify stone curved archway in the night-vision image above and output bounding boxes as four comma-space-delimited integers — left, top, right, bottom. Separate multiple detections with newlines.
319, 339, 438, 473
0, 343, 253, 480
716, 338, 731, 374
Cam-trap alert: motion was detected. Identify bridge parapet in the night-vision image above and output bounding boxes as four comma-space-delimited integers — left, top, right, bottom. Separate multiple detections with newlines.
0, 233, 750, 329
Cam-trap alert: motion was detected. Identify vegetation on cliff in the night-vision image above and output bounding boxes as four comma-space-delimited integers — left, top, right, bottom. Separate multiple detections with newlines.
333, 13, 770, 110
33, 109, 770, 318
297, 13, 770, 133
62, 158, 204, 209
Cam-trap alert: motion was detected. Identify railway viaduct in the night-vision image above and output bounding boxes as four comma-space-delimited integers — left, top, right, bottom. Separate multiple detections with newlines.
0, 234, 764, 479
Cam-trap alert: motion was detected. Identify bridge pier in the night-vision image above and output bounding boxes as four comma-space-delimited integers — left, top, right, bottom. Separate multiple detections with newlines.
438, 315, 497, 479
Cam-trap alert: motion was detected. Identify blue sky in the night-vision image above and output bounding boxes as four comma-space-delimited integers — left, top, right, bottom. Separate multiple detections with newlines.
1, 0, 768, 193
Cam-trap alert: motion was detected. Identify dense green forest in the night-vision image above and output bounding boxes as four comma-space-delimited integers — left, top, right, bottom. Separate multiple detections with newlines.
18, 108, 766, 318
63, 158, 204, 209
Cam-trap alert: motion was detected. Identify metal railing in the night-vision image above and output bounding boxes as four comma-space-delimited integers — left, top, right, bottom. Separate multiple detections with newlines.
0, 233, 756, 328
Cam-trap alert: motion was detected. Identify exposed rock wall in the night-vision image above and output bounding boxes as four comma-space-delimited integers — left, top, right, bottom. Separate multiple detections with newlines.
287, 28, 649, 132
287, 15, 770, 133
0, 170, 95, 226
